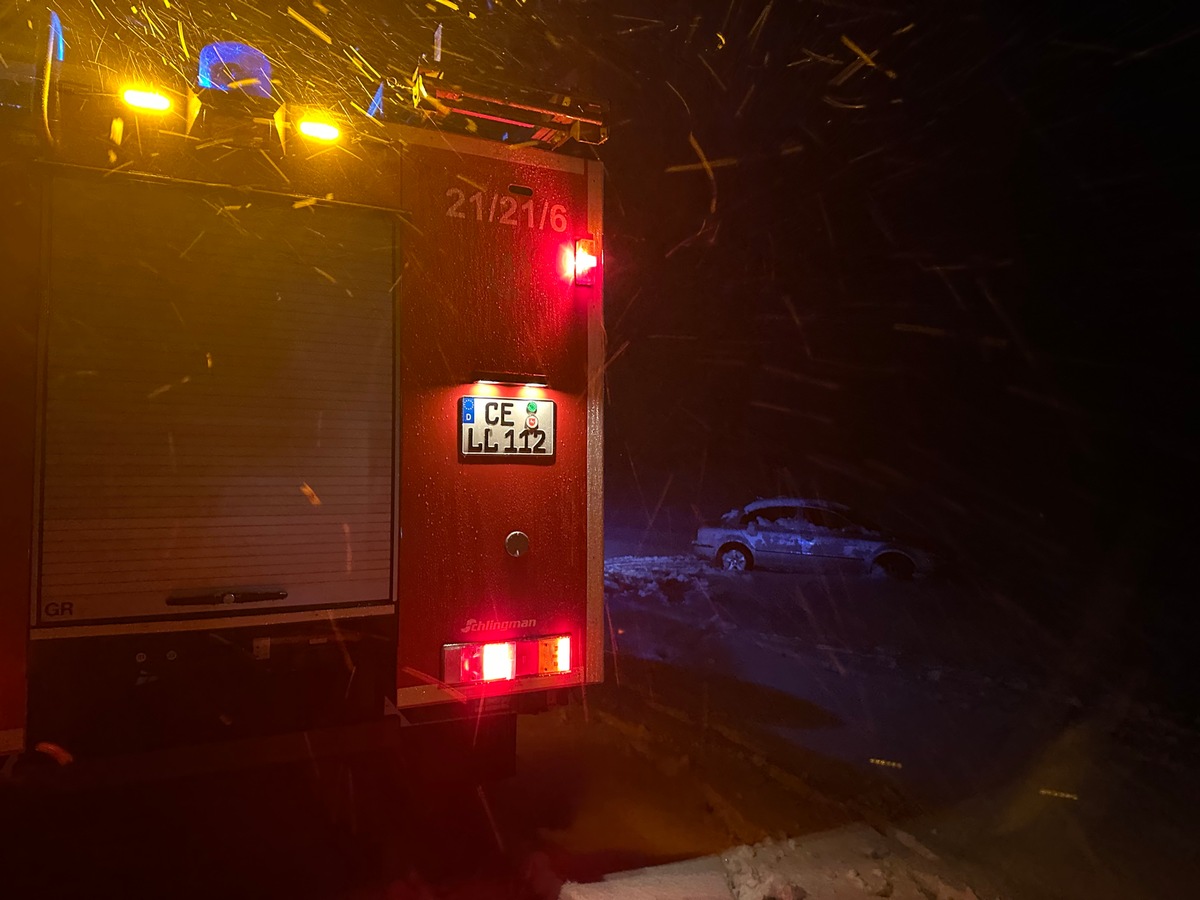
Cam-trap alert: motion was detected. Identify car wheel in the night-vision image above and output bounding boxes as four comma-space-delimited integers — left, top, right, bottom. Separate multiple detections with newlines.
718, 546, 752, 572
874, 552, 915, 580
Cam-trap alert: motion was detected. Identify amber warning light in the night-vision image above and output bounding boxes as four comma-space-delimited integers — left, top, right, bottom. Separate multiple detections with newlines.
298, 118, 340, 142
443, 635, 572, 684
122, 88, 172, 113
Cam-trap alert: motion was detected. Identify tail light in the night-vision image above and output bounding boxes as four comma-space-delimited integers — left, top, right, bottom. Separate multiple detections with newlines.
481, 642, 516, 681
443, 635, 572, 685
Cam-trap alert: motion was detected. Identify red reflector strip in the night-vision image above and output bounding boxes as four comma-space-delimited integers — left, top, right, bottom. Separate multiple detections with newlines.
443, 635, 573, 684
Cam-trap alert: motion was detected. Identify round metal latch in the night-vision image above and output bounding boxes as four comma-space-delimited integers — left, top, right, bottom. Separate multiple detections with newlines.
505, 531, 530, 558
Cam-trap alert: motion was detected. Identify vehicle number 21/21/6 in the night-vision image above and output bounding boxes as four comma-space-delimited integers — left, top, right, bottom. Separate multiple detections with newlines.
446, 188, 569, 232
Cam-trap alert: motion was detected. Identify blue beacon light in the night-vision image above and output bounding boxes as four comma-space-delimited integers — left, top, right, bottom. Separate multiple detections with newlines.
198, 42, 273, 98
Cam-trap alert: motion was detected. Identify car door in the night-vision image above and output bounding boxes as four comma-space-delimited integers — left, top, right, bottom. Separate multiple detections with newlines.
760, 507, 820, 570
828, 509, 885, 564
740, 507, 790, 569
799, 507, 862, 565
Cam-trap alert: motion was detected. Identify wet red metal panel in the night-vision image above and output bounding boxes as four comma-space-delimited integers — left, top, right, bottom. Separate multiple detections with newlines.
396, 135, 592, 692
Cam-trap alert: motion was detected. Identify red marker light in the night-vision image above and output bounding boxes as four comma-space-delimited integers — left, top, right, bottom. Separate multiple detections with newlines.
574, 239, 597, 286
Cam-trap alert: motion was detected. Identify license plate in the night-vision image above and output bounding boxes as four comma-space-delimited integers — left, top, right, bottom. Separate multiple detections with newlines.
459, 396, 556, 459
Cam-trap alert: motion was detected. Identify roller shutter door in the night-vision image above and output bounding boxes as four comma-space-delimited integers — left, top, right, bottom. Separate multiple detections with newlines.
38, 176, 395, 624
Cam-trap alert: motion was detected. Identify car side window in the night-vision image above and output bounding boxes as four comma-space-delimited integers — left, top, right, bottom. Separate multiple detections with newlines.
802, 508, 851, 531
741, 507, 786, 527
833, 508, 876, 532
774, 509, 807, 532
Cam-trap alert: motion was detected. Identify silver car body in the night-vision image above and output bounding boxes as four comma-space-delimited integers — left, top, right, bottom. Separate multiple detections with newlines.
691, 497, 937, 575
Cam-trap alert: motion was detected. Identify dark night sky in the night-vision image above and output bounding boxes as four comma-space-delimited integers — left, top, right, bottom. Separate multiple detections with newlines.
537, 0, 1198, 697
578, 1, 1196, 605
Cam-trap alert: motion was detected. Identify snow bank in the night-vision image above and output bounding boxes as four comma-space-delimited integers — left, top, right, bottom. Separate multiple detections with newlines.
560, 855, 731, 899
604, 555, 713, 605
723, 825, 988, 900
561, 824, 993, 900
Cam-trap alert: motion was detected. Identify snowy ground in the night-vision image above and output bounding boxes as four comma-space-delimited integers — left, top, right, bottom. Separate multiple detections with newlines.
2, 554, 1193, 899
598, 553, 1200, 900
604, 552, 1058, 806
563, 825, 991, 900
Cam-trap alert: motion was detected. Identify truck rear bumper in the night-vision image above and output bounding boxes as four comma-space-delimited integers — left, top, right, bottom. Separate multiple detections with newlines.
7, 716, 402, 789
25, 614, 396, 761
6, 701, 528, 790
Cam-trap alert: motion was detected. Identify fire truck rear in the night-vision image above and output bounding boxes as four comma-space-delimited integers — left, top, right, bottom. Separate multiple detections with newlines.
0, 8, 605, 777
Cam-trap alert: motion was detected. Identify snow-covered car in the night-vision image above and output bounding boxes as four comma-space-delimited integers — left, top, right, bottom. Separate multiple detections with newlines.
692, 497, 940, 578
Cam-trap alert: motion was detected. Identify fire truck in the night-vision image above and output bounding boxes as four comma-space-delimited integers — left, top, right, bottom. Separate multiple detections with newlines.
0, 6, 605, 780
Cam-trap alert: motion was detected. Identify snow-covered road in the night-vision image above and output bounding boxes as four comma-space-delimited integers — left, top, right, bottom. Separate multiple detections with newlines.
599, 554, 1200, 900
604, 554, 1054, 803
2, 555, 1192, 900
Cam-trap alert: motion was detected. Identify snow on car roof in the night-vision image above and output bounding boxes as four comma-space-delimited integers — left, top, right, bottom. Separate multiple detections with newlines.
742, 496, 851, 513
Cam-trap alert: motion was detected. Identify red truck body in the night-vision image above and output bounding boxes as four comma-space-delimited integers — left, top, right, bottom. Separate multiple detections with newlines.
0, 16, 603, 770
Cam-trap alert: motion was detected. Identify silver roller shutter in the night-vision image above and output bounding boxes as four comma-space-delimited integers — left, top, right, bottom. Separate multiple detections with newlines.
38, 176, 395, 624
